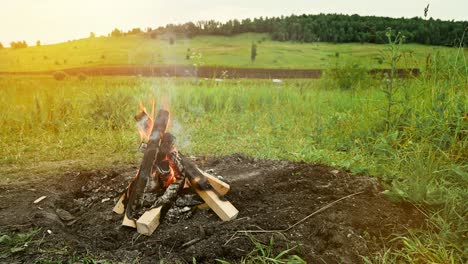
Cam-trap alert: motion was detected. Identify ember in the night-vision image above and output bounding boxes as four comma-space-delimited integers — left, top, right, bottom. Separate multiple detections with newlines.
113, 105, 238, 236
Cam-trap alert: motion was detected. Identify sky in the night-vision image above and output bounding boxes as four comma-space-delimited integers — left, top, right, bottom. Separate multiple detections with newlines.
0, 0, 467, 46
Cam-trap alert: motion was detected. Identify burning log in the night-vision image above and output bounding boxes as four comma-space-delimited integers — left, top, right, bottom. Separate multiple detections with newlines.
124, 109, 169, 221
114, 106, 238, 236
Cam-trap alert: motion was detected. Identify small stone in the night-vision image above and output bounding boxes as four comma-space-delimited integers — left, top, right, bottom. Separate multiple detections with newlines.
35, 211, 64, 227
56, 208, 75, 221
104, 214, 113, 221
330, 169, 340, 175
180, 206, 191, 213
47, 230, 52, 235
101, 198, 111, 203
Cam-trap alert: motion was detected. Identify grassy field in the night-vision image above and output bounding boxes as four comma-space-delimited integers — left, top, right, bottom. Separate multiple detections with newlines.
0, 33, 465, 72
0, 34, 467, 262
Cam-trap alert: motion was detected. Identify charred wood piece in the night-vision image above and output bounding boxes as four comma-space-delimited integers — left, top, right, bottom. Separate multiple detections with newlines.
156, 160, 171, 175
156, 133, 176, 161
151, 177, 186, 217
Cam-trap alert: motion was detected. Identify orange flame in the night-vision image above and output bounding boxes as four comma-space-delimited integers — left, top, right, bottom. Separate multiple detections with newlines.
135, 99, 155, 142
162, 147, 179, 187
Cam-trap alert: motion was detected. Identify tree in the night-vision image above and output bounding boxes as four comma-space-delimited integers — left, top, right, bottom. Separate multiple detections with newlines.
128, 28, 142, 35
251, 42, 257, 62
10, 41, 27, 49
141, 13, 467, 46
110, 28, 122, 37
169, 37, 175, 45
89, 32, 96, 38
0, 42, 3, 49
36, 40, 41, 47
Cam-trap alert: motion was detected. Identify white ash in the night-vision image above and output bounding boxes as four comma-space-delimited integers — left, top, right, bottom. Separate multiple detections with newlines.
175, 194, 204, 207
165, 206, 194, 223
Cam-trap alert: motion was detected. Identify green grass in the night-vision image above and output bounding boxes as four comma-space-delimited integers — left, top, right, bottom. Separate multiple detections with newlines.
0, 33, 465, 71
0, 229, 110, 263
0, 229, 41, 259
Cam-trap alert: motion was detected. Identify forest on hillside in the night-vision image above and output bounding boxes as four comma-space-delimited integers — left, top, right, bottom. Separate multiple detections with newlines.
144, 13, 467, 46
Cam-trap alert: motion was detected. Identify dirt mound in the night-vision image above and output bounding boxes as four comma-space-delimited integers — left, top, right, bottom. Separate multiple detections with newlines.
0, 155, 424, 263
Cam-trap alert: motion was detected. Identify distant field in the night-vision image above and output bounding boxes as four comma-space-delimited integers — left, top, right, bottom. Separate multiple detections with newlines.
0, 33, 464, 71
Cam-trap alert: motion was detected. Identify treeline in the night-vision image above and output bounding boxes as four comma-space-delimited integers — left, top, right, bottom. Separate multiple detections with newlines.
108, 27, 149, 37
146, 14, 467, 46
10, 41, 28, 49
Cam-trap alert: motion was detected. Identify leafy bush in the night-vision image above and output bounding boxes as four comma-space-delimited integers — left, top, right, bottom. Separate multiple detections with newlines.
52, 71, 67, 81
323, 60, 369, 90
77, 73, 87, 81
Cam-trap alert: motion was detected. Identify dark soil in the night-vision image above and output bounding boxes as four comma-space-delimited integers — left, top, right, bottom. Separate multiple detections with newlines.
0, 154, 425, 263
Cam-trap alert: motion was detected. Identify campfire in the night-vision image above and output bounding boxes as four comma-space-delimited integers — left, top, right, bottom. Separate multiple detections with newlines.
112, 104, 238, 236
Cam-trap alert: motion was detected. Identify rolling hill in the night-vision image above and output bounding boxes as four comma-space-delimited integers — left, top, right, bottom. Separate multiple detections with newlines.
0, 33, 464, 72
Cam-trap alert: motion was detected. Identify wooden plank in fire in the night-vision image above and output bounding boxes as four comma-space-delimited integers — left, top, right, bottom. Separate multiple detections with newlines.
179, 155, 238, 221
202, 172, 230, 196
192, 186, 239, 221
122, 214, 136, 228
183, 172, 230, 196
112, 193, 125, 215
136, 207, 162, 236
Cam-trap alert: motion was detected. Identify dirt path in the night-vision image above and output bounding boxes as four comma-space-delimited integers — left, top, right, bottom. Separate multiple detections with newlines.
0, 65, 419, 79
0, 154, 424, 263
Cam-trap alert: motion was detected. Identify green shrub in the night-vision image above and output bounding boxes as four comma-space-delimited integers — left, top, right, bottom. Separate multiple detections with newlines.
324, 60, 369, 90
77, 73, 87, 81
52, 71, 67, 81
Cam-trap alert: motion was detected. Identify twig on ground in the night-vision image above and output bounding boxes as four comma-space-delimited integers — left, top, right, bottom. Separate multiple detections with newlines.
224, 191, 364, 246
131, 233, 142, 246
182, 237, 203, 248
